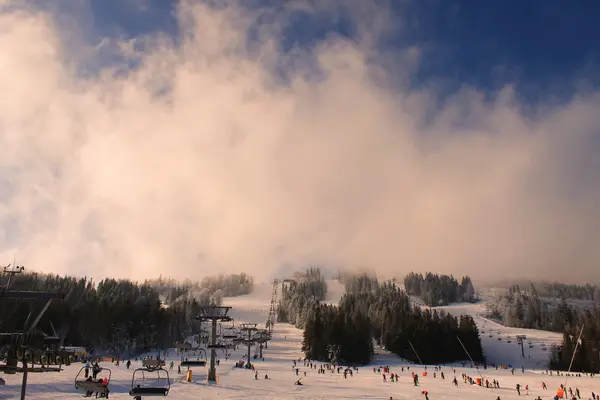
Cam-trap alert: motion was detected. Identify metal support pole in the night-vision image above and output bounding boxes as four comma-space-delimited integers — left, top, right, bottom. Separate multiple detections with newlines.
208, 320, 217, 382
247, 330, 252, 363
20, 360, 27, 400
259, 342, 263, 359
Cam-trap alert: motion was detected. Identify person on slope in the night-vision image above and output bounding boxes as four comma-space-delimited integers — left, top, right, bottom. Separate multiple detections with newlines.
516, 383, 521, 395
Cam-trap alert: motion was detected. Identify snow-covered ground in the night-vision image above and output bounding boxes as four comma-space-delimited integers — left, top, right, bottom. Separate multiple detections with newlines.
1, 280, 596, 399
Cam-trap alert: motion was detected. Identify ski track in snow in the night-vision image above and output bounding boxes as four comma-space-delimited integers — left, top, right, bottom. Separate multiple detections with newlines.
1, 280, 596, 399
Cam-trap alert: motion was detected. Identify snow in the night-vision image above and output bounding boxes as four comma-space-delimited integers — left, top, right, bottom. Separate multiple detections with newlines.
1, 281, 597, 399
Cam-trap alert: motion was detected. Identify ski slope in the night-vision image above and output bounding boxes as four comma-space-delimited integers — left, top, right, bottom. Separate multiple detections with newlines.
1, 281, 597, 399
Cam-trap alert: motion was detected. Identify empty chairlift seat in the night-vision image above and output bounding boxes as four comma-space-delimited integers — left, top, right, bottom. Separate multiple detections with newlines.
129, 367, 170, 397
129, 386, 169, 396
142, 359, 166, 369
180, 360, 207, 367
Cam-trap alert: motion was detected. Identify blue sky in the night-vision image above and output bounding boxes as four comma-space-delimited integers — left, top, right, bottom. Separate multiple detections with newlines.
58, 0, 600, 103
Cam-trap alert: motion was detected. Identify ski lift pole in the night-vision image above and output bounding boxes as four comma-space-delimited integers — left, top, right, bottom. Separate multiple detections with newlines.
564, 324, 584, 391
456, 336, 484, 380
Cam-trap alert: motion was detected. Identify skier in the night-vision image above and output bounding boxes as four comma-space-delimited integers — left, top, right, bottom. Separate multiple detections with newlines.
126, 360, 131, 370
169, 361, 174, 370
84, 361, 90, 378
92, 362, 101, 380
516, 383, 521, 396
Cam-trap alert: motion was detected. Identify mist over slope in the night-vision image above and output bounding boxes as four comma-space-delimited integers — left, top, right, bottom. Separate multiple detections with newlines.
1, 1, 599, 283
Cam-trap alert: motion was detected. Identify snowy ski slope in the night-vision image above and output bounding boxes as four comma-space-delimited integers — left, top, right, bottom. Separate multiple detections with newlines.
1, 280, 597, 399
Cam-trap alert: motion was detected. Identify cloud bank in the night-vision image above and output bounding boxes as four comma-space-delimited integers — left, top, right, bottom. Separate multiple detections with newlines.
0, 1, 599, 283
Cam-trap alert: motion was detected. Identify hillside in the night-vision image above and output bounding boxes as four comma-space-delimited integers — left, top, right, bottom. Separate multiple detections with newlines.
1, 280, 592, 400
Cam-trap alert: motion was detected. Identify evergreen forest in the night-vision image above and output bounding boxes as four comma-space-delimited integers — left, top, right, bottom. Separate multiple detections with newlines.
404, 272, 476, 306
485, 283, 600, 372
0, 271, 253, 355
298, 272, 485, 366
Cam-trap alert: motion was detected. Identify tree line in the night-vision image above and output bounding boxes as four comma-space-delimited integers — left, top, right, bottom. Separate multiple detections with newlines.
276, 267, 327, 328
484, 284, 577, 332
0, 270, 253, 355
146, 273, 253, 305
549, 308, 600, 373
484, 283, 600, 372
302, 272, 485, 366
404, 272, 476, 306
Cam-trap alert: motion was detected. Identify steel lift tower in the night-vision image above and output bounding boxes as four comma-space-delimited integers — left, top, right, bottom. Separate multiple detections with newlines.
0, 264, 67, 400
196, 306, 231, 383
239, 323, 258, 366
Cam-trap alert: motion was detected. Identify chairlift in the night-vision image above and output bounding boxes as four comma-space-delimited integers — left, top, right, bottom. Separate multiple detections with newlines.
143, 358, 166, 369
180, 359, 207, 367
180, 345, 207, 367
74, 366, 111, 397
129, 366, 170, 397
206, 344, 227, 349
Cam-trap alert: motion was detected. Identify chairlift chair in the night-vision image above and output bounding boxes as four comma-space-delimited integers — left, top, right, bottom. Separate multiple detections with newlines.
129, 367, 170, 397
75, 366, 111, 397
142, 359, 165, 369
180, 346, 207, 367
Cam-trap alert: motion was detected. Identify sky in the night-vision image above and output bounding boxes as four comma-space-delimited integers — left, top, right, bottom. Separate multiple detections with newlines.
1, 0, 599, 284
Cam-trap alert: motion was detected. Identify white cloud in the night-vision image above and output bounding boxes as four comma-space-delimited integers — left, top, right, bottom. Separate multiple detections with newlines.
0, 2, 599, 283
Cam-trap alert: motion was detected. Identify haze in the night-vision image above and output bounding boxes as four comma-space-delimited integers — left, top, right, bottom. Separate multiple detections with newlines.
1, 1, 599, 283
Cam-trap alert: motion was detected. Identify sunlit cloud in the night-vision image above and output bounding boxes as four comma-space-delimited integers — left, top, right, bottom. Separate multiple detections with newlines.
0, 0, 599, 283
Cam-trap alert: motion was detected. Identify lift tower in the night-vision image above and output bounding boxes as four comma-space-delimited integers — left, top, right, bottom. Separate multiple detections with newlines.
1, 264, 66, 400
196, 306, 231, 383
